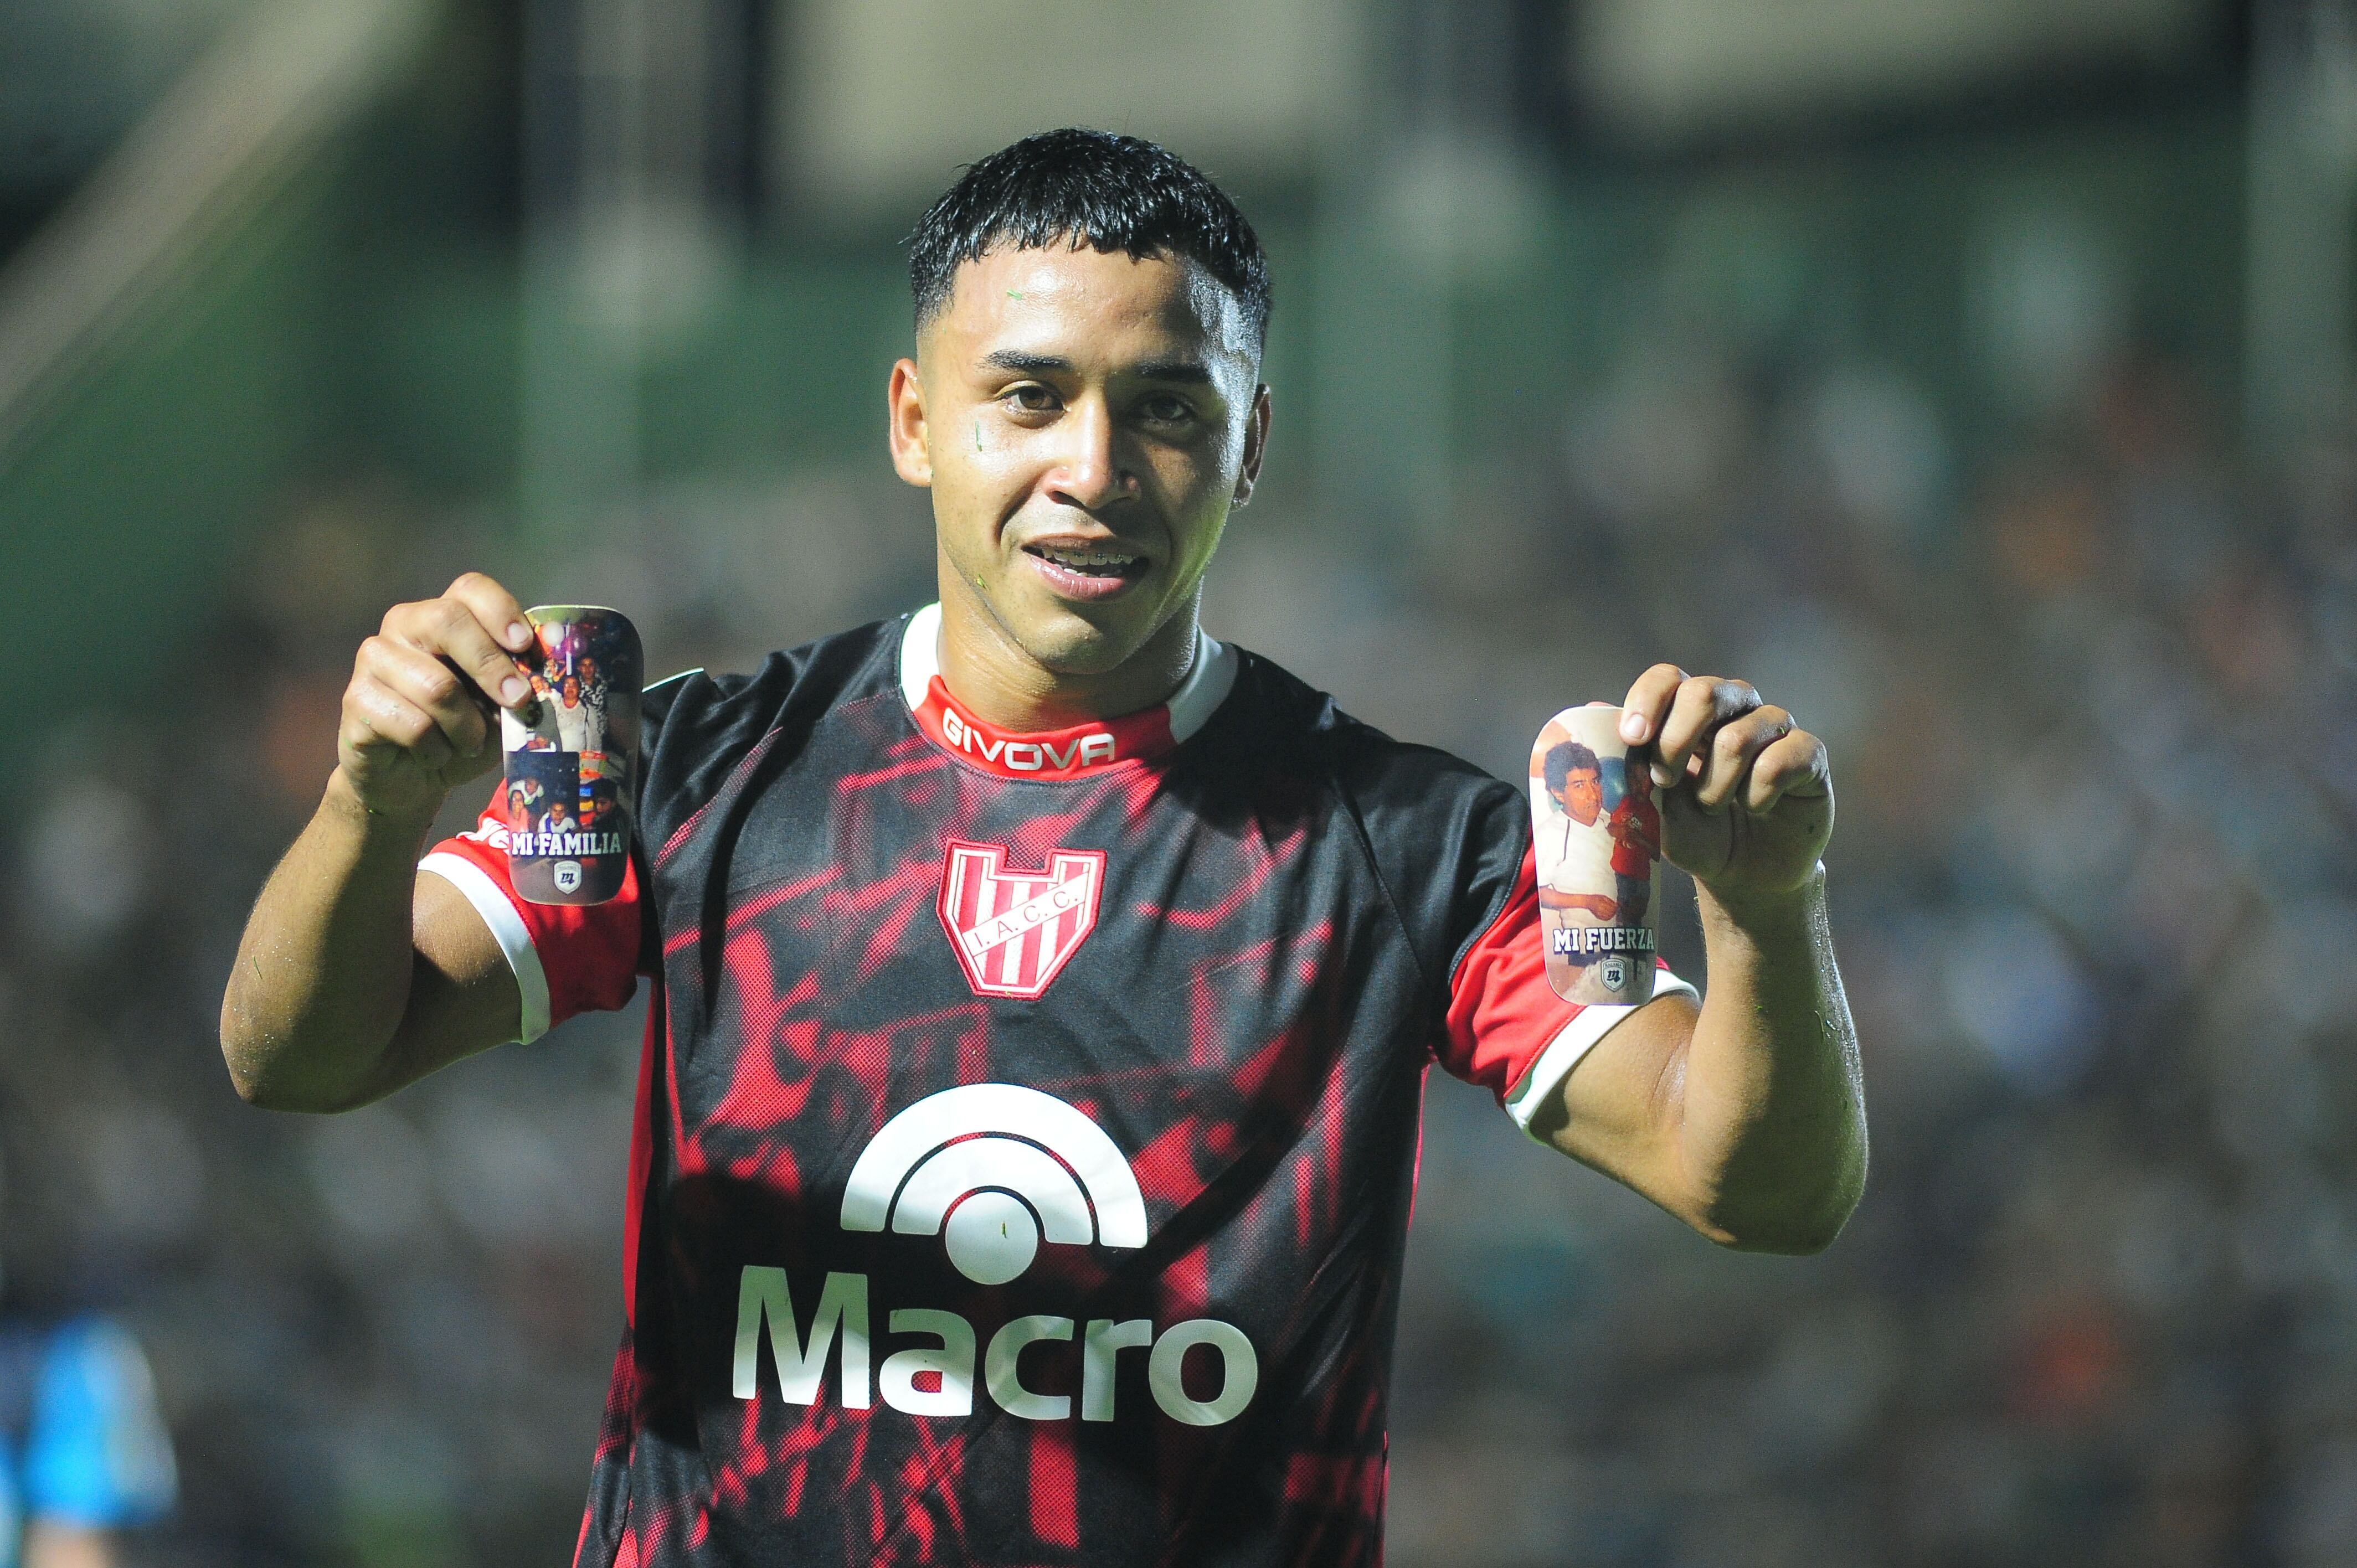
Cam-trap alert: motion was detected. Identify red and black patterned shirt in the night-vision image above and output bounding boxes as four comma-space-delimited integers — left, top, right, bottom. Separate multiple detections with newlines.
421, 606, 1694, 1567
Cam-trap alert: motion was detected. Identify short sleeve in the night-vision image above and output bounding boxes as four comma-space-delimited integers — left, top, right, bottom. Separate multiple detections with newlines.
21, 1318, 176, 1529
419, 801, 646, 1043
1439, 846, 1697, 1140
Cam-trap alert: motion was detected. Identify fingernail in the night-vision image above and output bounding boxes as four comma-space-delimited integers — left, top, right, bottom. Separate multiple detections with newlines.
1620, 711, 1646, 742
1651, 762, 1676, 788
501, 676, 527, 703
507, 622, 532, 649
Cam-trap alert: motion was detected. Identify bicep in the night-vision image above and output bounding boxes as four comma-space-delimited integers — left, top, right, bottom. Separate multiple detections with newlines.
362, 871, 522, 1104
1529, 991, 1702, 1212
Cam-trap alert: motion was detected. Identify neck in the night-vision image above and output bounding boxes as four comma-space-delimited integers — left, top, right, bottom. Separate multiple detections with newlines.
935, 574, 1202, 731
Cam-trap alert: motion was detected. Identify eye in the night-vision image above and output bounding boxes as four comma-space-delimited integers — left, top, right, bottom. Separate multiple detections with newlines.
1003, 384, 1059, 414
1137, 393, 1195, 426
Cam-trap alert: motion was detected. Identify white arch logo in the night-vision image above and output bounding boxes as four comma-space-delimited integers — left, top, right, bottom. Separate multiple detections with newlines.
840, 1084, 1149, 1285
739, 1085, 1255, 1425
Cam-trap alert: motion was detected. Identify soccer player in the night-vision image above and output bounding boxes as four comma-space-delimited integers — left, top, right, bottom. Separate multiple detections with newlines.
220, 130, 1864, 1566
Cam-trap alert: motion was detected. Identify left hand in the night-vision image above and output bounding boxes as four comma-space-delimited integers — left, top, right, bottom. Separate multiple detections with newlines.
1617, 666, 1833, 902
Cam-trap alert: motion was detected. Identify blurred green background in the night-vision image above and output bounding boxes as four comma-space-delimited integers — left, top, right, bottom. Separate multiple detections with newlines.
0, 0, 2257, 739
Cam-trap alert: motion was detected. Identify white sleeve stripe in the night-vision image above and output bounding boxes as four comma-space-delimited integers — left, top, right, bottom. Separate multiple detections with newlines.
419, 852, 551, 1045
1503, 969, 1702, 1141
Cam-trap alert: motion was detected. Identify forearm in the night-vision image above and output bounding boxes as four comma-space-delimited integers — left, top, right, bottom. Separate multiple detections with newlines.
1676, 865, 1865, 1252
220, 771, 438, 1111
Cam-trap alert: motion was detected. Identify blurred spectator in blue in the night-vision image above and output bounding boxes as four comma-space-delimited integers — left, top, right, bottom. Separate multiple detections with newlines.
0, 1312, 176, 1568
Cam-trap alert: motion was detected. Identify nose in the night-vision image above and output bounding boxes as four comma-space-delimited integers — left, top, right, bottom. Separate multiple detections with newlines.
1043, 395, 1135, 512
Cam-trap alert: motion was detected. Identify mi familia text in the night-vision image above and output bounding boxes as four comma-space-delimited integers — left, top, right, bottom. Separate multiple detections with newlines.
510, 828, 626, 859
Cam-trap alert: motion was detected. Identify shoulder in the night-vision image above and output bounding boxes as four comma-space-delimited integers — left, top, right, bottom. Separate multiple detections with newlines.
637, 617, 905, 847
1219, 643, 1527, 877
1213, 646, 1530, 988
643, 617, 899, 729
1220, 645, 1521, 823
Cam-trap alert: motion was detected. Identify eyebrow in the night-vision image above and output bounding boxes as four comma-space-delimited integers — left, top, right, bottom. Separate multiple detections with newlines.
1135, 359, 1214, 385
979, 350, 1216, 385
982, 350, 1072, 375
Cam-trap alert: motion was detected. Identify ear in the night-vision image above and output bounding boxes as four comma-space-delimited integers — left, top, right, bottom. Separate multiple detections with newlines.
888, 357, 932, 487
1231, 383, 1272, 507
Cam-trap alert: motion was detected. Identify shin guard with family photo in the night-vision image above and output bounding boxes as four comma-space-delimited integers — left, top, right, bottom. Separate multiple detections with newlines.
501, 606, 642, 905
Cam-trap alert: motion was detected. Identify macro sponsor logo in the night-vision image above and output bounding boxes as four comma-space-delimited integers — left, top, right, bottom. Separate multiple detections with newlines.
938, 842, 1105, 1000
939, 704, 1118, 772
732, 1085, 1257, 1426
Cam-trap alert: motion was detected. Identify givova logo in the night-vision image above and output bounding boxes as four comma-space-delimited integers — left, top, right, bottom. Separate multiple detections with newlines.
733, 1085, 1258, 1426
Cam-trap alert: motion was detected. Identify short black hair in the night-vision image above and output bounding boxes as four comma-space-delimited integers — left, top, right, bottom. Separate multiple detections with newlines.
908, 128, 1270, 351
1545, 742, 1602, 797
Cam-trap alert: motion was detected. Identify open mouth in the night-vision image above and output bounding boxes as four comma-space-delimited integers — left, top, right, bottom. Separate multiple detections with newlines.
1022, 543, 1147, 582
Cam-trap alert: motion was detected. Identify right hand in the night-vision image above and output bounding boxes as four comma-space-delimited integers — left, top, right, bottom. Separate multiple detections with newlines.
335, 573, 541, 824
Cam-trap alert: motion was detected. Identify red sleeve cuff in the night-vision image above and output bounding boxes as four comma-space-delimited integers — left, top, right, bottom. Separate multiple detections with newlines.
418, 806, 644, 1040
1441, 847, 1696, 1134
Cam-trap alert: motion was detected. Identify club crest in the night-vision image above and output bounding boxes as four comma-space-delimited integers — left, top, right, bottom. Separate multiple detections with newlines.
937, 841, 1107, 999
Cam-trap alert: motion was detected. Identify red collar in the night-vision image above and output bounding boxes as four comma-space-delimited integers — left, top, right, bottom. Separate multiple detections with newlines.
898, 604, 1237, 780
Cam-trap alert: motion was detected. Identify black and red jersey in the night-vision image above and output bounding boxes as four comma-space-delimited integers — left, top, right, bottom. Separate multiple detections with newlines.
421, 606, 1693, 1567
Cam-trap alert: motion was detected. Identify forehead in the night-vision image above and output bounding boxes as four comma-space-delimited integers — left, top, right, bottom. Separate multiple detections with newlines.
930, 244, 1250, 365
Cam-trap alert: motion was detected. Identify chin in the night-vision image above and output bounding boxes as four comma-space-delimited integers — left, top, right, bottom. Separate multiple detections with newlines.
1018, 617, 1138, 677
977, 571, 1178, 678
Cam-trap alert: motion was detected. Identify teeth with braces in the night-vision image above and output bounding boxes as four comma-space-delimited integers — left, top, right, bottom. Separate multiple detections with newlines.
1036, 546, 1140, 569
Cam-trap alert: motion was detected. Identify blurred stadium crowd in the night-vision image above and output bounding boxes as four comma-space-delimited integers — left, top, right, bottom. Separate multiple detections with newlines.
5, 317, 2354, 1565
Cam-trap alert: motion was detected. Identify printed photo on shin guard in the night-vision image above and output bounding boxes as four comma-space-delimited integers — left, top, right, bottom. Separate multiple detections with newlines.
1530, 705, 1660, 1004
501, 606, 641, 904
